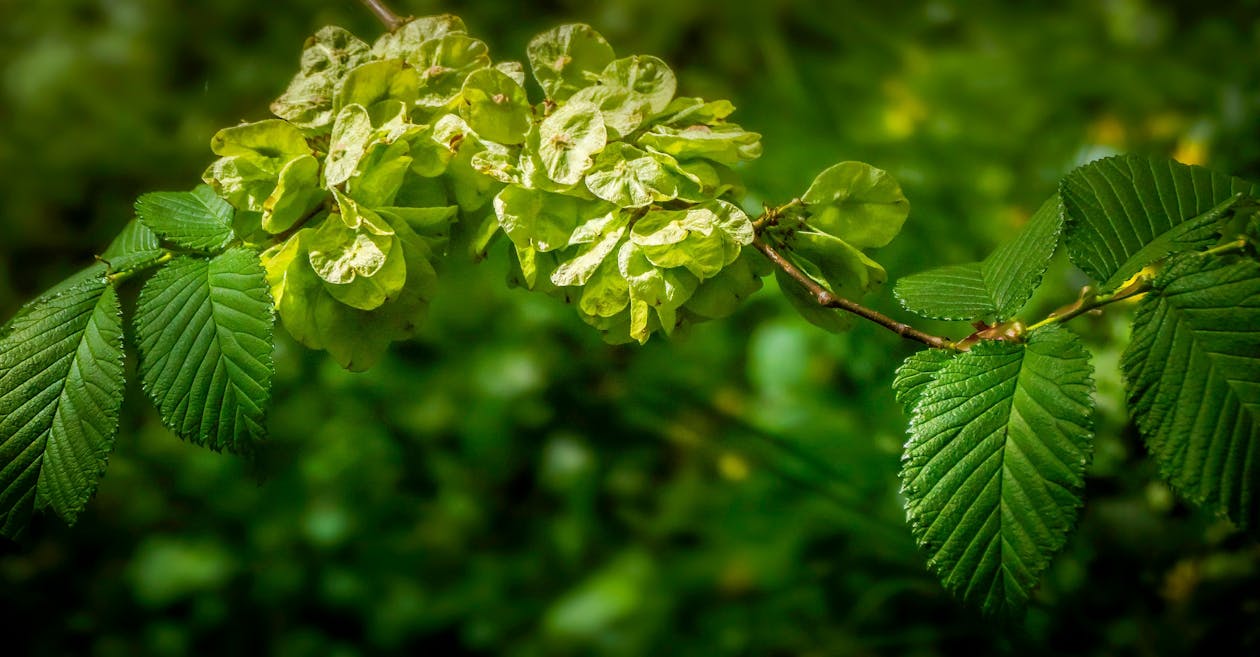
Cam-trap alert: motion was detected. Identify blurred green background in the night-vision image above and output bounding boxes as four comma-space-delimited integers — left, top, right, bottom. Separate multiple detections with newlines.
2, 0, 1260, 655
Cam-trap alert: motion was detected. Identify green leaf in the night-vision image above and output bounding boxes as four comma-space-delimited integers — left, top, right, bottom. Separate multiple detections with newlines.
211, 119, 309, 160
551, 213, 628, 287
325, 104, 374, 187
306, 200, 406, 312
412, 34, 492, 110
584, 143, 677, 208
263, 216, 438, 372
1061, 154, 1259, 289
527, 24, 616, 101
493, 185, 612, 254
629, 200, 752, 280
801, 161, 910, 249
892, 349, 956, 416
538, 100, 607, 186
896, 195, 1063, 321
681, 250, 768, 321
570, 55, 676, 138
263, 155, 326, 234
371, 15, 467, 61
635, 123, 761, 168
901, 327, 1095, 616
272, 26, 372, 131
0, 273, 125, 538
334, 59, 420, 113
135, 185, 236, 252
135, 249, 274, 453
774, 231, 887, 333
460, 67, 531, 145
1122, 253, 1260, 528
102, 220, 164, 272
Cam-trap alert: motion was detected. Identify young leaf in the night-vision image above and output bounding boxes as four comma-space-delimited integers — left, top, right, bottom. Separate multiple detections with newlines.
272, 26, 372, 131
371, 14, 468, 62
460, 67, 531, 145
134, 185, 236, 252
135, 249, 274, 454
902, 327, 1095, 616
527, 24, 616, 102
773, 231, 887, 333
801, 161, 909, 249
1122, 253, 1260, 528
892, 349, 956, 415
0, 274, 125, 538
1061, 154, 1258, 289
896, 195, 1063, 321
538, 100, 607, 186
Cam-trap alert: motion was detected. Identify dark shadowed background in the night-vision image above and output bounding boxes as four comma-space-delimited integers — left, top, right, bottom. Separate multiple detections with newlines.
2, 0, 1259, 655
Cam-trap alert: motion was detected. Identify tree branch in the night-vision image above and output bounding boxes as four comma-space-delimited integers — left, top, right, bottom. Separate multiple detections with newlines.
751, 234, 957, 351
358, 0, 409, 33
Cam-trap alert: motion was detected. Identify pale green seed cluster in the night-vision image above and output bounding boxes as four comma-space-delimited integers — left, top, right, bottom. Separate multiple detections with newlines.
201, 17, 775, 363
481, 24, 769, 344
203, 17, 504, 370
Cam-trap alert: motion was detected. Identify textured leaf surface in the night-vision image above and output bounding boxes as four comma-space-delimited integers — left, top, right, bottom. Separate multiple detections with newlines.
135, 185, 236, 252
892, 349, 956, 415
1062, 154, 1258, 289
901, 327, 1095, 615
0, 274, 125, 537
896, 195, 1063, 320
527, 24, 616, 101
135, 249, 274, 453
1122, 254, 1260, 528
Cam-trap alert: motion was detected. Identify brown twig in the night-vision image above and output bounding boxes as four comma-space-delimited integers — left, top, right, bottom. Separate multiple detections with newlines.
751, 235, 957, 351
358, 0, 409, 33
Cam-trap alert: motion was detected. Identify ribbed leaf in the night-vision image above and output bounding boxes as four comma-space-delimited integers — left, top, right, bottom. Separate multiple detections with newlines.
0, 274, 125, 538
135, 248, 274, 453
892, 349, 956, 415
896, 195, 1063, 321
1061, 154, 1258, 289
901, 326, 1095, 616
1122, 253, 1260, 528
134, 185, 236, 252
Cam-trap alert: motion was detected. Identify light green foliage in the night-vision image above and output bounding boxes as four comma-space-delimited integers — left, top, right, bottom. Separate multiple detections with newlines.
901, 327, 1095, 616
134, 185, 236, 251
768, 162, 907, 333
1062, 155, 1258, 289
896, 195, 1063, 321
0, 273, 125, 538
800, 162, 910, 249
486, 23, 765, 344
271, 26, 372, 130
460, 68, 531, 145
134, 249, 274, 453
261, 210, 439, 371
1122, 253, 1260, 528
538, 100, 608, 185
527, 24, 616, 102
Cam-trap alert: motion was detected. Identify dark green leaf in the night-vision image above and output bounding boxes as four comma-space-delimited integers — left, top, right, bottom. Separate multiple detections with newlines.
902, 327, 1095, 616
896, 195, 1063, 320
1061, 154, 1258, 289
1122, 253, 1260, 528
135, 248, 274, 453
0, 274, 125, 538
892, 349, 956, 416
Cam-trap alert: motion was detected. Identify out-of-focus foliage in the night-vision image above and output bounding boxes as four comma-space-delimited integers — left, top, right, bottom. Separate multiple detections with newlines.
2, 0, 1259, 655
